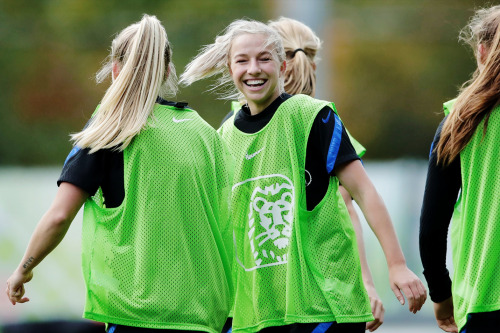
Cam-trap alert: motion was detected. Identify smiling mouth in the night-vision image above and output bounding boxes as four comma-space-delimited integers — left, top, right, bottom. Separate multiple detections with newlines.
245, 79, 266, 87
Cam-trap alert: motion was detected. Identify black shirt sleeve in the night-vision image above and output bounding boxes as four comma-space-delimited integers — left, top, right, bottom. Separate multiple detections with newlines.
58, 146, 125, 208
58, 147, 104, 196
309, 106, 360, 175
304, 106, 359, 210
419, 116, 461, 303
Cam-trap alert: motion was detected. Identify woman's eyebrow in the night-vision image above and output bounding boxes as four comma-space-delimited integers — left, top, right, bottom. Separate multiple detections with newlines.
233, 49, 272, 58
232, 52, 248, 58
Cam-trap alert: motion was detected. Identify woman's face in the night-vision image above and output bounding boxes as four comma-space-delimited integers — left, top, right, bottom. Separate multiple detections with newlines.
229, 33, 285, 115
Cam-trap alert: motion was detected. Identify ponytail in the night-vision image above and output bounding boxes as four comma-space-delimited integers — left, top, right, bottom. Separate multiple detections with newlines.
71, 14, 176, 153
268, 17, 321, 96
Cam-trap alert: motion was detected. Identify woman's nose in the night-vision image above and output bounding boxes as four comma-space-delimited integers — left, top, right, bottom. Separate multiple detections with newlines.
247, 59, 261, 75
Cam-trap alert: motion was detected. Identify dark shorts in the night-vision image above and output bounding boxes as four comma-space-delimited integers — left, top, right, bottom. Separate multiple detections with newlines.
460, 309, 500, 333
222, 318, 365, 333
107, 324, 204, 333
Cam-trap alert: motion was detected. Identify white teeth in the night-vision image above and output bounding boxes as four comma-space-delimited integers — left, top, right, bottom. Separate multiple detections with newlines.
246, 79, 265, 86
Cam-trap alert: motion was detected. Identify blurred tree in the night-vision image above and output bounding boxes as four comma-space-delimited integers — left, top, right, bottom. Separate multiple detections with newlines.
0, 0, 492, 164
326, 0, 486, 158
0, 0, 269, 165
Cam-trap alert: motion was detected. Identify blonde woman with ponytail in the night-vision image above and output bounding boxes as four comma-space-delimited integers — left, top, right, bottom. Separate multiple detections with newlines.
182, 19, 426, 333
220, 17, 385, 332
419, 5, 500, 333
6, 15, 233, 333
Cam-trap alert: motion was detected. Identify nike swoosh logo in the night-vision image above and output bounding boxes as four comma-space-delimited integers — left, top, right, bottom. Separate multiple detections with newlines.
322, 110, 331, 123
245, 148, 264, 160
172, 117, 193, 123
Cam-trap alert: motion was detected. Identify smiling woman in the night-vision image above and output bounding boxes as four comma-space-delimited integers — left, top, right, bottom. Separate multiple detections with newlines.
228, 33, 286, 114
180, 18, 427, 333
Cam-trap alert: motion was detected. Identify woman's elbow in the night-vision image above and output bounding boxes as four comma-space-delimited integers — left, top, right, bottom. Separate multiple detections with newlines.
43, 208, 75, 231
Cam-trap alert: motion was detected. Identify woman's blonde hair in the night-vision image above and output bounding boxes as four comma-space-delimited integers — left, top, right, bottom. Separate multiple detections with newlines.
179, 19, 285, 101
437, 5, 500, 165
71, 14, 177, 153
268, 17, 321, 97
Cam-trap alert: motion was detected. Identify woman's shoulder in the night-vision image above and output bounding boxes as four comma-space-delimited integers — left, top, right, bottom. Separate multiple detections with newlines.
152, 100, 219, 134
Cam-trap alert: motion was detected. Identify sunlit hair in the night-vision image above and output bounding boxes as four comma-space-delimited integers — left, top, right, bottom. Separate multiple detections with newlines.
71, 14, 177, 153
179, 19, 285, 101
437, 5, 500, 165
268, 17, 321, 97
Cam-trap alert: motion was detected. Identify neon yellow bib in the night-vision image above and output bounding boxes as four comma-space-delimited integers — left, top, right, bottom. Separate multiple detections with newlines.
82, 103, 233, 333
444, 100, 500, 330
219, 94, 372, 332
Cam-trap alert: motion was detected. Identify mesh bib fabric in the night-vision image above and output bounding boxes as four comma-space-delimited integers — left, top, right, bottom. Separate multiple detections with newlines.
81, 104, 233, 333
219, 94, 372, 332
445, 100, 500, 330
230, 100, 366, 157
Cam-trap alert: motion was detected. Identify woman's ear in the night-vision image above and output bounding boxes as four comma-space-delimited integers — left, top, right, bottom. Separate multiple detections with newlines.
312, 62, 317, 71
165, 63, 171, 80
280, 60, 287, 75
112, 62, 120, 81
477, 43, 488, 65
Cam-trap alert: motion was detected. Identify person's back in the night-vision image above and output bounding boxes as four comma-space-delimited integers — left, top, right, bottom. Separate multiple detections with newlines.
419, 5, 500, 332
444, 100, 500, 331
82, 102, 233, 331
6, 14, 233, 333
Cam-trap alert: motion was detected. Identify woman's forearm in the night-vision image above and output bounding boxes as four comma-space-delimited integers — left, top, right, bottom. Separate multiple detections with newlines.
337, 161, 406, 268
14, 182, 88, 274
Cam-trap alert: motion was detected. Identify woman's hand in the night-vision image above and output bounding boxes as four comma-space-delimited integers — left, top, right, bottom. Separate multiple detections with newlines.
365, 283, 385, 331
434, 297, 458, 333
6, 270, 33, 305
389, 264, 427, 313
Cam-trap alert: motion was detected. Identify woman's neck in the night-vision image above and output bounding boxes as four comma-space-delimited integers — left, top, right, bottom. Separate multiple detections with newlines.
246, 91, 282, 116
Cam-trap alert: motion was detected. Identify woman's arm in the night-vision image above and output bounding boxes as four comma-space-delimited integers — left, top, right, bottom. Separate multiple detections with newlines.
339, 186, 384, 331
6, 182, 88, 305
419, 117, 460, 303
337, 160, 427, 313
419, 117, 460, 332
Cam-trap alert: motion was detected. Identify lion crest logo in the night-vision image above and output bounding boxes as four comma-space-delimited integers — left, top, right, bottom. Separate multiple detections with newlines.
233, 174, 294, 270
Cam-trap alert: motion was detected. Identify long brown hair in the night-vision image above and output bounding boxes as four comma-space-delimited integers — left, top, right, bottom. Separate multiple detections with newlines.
437, 6, 500, 166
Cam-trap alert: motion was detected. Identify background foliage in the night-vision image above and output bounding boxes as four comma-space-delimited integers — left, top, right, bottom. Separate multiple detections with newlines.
0, 0, 494, 329
0, 0, 490, 164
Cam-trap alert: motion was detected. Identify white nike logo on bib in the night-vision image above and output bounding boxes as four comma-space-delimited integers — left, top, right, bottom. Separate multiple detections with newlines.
245, 148, 264, 160
172, 117, 193, 123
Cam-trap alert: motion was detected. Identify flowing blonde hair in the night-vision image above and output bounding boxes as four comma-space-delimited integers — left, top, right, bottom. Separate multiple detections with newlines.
71, 14, 177, 153
179, 19, 285, 101
437, 5, 500, 165
268, 17, 321, 97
